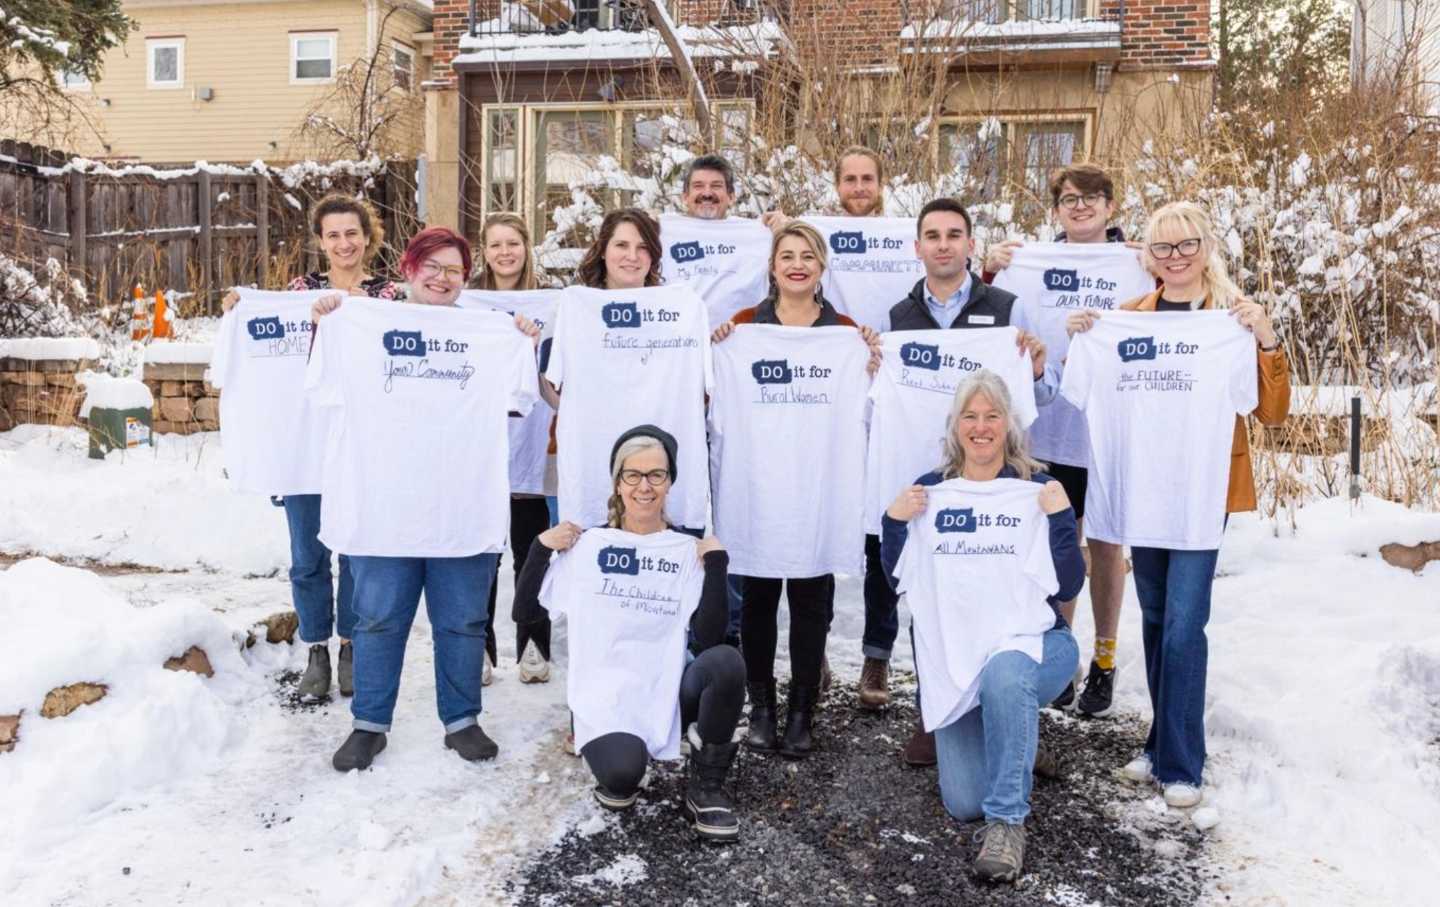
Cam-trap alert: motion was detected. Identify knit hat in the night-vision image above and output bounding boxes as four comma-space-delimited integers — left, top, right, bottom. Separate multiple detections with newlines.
609, 424, 678, 481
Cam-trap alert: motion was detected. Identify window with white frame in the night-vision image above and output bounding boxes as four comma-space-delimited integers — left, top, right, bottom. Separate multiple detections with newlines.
937, 0, 1082, 22
291, 32, 336, 83
393, 43, 415, 91
146, 38, 184, 89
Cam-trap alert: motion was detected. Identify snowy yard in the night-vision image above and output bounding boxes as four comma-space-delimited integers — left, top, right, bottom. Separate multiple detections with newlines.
1, 425, 1438, 905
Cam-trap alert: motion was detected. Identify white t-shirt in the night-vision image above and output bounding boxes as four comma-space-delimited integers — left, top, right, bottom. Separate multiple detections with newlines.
210, 288, 330, 496
805, 215, 923, 332
1061, 310, 1258, 550
306, 297, 539, 557
458, 289, 559, 495
864, 327, 1038, 533
895, 478, 1059, 732
540, 528, 704, 759
993, 242, 1156, 467
659, 214, 773, 329
544, 285, 713, 531
708, 324, 871, 578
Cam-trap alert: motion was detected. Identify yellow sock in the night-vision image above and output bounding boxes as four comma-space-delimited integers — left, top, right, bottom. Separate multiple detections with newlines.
1094, 637, 1117, 671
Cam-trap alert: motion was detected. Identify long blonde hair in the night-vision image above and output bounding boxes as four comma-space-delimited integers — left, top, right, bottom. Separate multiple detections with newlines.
939, 370, 1043, 480
606, 436, 670, 529
1142, 201, 1244, 309
471, 213, 538, 290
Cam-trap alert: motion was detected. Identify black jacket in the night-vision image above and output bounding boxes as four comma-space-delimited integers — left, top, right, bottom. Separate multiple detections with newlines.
886, 274, 1019, 332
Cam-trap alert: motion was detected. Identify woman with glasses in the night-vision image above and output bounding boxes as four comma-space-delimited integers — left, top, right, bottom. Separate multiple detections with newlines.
1064, 200, 1290, 808
512, 426, 747, 841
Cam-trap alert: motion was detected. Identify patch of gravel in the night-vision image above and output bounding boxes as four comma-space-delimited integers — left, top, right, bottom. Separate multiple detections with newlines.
272, 669, 333, 714
511, 675, 1213, 906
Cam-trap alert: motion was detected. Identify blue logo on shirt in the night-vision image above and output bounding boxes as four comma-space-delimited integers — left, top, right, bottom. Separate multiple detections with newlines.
1043, 268, 1079, 292
751, 359, 794, 384
670, 240, 705, 262
829, 230, 866, 254
935, 508, 977, 533
247, 316, 285, 340
602, 302, 641, 329
598, 545, 640, 575
899, 341, 941, 371
383, 329, 426, 357
1118, 336, 1157, 362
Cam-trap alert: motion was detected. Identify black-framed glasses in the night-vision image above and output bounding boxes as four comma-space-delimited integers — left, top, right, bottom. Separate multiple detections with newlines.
1148, 238, 1203, 259
619, 468, 671, 487
1057, 192, 1108, 209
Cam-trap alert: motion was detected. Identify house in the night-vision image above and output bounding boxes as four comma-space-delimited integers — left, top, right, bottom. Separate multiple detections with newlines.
420, 0, 1214, 243
48, 0, 435, 162
1351, 0, 1440, 114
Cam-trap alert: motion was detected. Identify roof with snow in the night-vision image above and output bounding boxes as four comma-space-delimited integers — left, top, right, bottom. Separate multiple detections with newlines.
453, 20, 787, 66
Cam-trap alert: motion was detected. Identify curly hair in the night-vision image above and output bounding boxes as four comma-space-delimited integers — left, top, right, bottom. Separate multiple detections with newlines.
309, 193, 384, 265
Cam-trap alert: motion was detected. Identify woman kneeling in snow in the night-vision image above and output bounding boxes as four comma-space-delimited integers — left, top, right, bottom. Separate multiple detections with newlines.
881, 370, 1084, 882
512, 425, 747, 841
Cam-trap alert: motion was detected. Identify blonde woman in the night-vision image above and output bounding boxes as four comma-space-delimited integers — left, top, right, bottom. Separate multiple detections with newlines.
471, 212, 541, 292
1065, 200, 1290, 808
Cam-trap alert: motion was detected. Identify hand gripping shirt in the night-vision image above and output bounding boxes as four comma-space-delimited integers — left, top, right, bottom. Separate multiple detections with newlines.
305, 297, 539, 557
659, 214, 774, 329
210, 288, 331, 495
544, 284, 713, 531
1060, 310, 1258, 550
992, 242, 1156, 467
805, 215, 924, 332
708, 324, 871, 578
895, 478, 1059, 732
539, 528, 704, 759
458, 289, 560, 495
864, 327, 1038, 533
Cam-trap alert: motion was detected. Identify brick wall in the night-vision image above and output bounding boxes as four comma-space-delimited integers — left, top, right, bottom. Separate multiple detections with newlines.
430, 1, 500, 86
1103, 0, 1211, 67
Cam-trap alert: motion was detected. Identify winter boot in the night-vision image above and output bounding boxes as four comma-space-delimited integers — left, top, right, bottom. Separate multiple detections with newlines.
857, 657, 891, 709
683, 724, 741, 842
332, 729, 386, 771
901, 719, 937, 767
744, 681, 778, 751
779, 684, 819, 760
298, 643, 332, 699
973, 821, 1026, 882
444, 724, 500, 762
336, 641, 354, 697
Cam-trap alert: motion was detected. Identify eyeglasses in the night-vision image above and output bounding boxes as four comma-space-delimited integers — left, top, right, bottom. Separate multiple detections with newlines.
418, 261, 466, 281
619, 468, 672, 487
1057, 192, 1108, 210
1148, 238, 1203, 259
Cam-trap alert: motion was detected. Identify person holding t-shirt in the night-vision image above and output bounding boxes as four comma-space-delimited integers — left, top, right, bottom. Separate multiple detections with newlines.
218, 194, 403, 702
984, 163, 1146, 718
711, 221, 881, 760
1065, 200, 1289, 808
512, 426, 747, 841
880, 370, 1083, 883
321, 226, 541, 772
882, 197, 1054, 768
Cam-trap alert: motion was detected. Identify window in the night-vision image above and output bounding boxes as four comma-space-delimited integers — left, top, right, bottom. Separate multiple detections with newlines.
58, 68, 91, 91
936, 0, 1082, 22
937, 115, 1089, 209
291, 32, 336, 83
393, 43, 414, 92
485, 107, 520, 214
146, 38, 184, 89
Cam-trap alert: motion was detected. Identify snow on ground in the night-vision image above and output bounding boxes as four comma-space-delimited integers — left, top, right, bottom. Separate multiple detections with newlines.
1, 424, 1439, 905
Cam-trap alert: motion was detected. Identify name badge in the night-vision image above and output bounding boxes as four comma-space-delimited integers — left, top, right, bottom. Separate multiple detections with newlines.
966, 314, 996, 325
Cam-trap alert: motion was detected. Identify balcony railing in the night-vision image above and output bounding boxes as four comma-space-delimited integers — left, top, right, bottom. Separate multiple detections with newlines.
469, 0, 762, 38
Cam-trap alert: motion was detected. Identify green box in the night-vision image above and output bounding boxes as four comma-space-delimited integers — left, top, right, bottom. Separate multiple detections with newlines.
88, 407, 155, 459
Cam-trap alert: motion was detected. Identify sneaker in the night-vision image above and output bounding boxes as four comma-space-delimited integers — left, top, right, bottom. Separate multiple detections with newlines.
593, 785, 639, 812
820, 656, 833, 694
901, 720, 937, 767
518, 641, 551, 684
332, 729, 386, 772
298, 644, 332, 699
1121, 753, 1155, 784
481, 653, 495, 687
857, 657, 890, 710
1075, 661, 1115, 718
336, 641, 354, 697
1163, 782, 1203, 808
682, 725, 740, 842
1049, 680, 1075, 711
973, 821, 1026, 882
444, 724, 499, 762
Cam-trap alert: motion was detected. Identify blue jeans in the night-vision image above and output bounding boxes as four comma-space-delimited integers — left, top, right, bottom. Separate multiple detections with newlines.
935, 626, 1077, 824
281, 494, 355, 644
1130, 545, 1219, 786
348, 553, 499, 734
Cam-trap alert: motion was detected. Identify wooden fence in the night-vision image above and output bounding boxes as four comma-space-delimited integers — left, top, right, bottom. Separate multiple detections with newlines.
0, 140, 419, 315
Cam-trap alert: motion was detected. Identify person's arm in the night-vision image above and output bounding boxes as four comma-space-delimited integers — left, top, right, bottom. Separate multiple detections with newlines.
689, 549, 732, 650
511, 537, 554, 625
1253, 347, 1291, 426
1046, 509, 1085, 605
879, 512, 909, 593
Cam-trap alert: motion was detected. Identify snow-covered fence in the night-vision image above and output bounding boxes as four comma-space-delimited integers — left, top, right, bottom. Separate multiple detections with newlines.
0, 141, 419, 313
0, 338, 98, 431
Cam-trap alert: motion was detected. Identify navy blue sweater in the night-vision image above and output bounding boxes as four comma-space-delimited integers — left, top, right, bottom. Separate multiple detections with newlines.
879, 466, 1085, 624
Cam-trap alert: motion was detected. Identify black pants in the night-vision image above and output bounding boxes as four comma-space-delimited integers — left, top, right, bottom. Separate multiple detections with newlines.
580, 645, 746, 797
485, 497, 553, 663
740, 574, 833, 689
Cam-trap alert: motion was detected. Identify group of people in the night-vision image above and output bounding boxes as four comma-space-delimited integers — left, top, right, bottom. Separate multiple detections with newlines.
215, 147, 1290, 882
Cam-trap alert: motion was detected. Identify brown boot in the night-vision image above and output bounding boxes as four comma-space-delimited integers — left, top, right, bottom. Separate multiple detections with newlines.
857, 657, 890, 710
901, 719, 936, 767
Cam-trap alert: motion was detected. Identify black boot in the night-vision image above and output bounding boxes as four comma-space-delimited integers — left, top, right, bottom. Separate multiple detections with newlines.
444, 724, 500, 762
683, 725, 741, 842
779, 684, 819, 760
332, 729, 386, 771
744, 681, 777, 751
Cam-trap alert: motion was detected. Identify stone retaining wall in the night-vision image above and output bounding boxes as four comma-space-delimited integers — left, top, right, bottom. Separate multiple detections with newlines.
0, 356, 90, 431
141, 361, 220, 435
